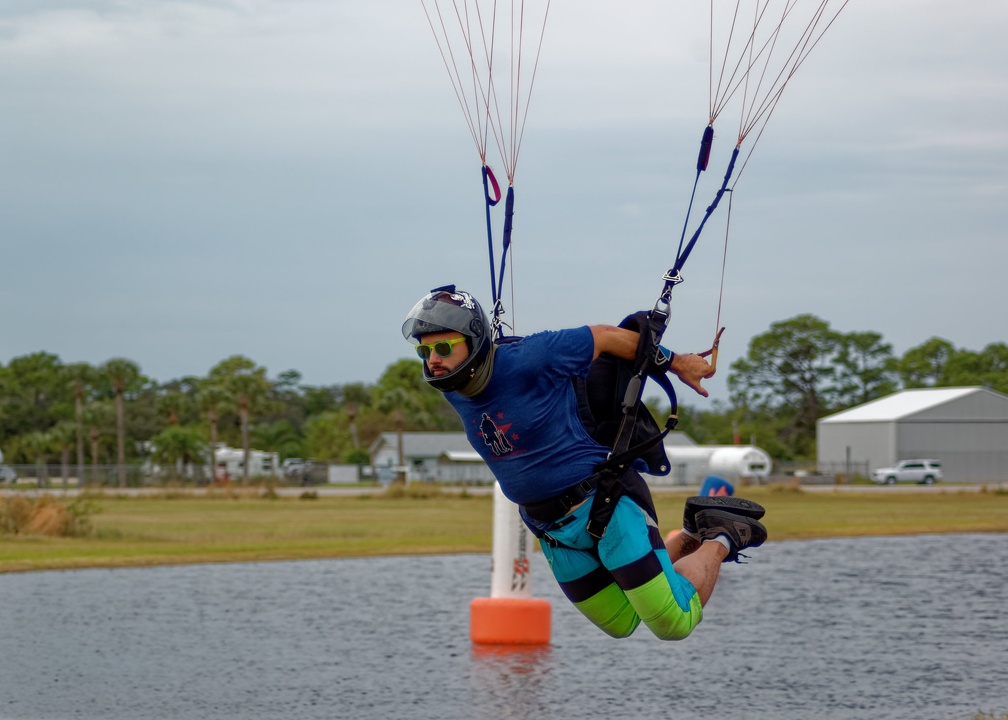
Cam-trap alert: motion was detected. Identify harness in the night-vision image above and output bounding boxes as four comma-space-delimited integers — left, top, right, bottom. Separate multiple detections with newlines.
521, 311, 680, 541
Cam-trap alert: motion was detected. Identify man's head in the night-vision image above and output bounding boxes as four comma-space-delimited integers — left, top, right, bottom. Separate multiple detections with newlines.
401, 285, 492, 393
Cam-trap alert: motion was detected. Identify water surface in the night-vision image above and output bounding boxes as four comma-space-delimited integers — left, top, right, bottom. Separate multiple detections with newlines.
1, 534, 1006, 719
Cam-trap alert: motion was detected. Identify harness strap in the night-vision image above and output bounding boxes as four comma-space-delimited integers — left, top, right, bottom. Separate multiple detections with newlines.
521, 474, 599, 523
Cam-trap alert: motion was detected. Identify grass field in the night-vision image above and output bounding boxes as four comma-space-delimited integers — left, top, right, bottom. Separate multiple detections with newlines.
2, 484, 1007, 573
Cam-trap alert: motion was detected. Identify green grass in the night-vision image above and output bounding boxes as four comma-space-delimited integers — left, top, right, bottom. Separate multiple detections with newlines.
1, 485, 1007, 573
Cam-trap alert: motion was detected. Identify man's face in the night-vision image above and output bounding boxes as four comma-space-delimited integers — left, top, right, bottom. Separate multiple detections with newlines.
419, 331, 470, 378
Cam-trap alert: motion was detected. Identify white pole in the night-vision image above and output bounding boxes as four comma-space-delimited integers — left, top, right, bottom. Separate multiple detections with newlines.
489, 481, 534, 598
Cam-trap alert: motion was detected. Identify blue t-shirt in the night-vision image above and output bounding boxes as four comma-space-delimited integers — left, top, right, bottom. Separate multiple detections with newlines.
446, 327, 610, 506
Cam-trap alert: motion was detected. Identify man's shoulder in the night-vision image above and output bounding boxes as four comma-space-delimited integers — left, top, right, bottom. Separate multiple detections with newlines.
500, 326, 590, 344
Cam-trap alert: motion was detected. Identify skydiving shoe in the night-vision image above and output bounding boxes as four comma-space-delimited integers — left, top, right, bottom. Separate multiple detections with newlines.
682, 496, 766, 536
694, 508, 768, 563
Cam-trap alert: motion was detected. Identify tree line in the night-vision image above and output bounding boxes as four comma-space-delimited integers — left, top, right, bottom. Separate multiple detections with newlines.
1, 314, 1004, 476
0, 353, 458, 484
681, 314, 1007, 460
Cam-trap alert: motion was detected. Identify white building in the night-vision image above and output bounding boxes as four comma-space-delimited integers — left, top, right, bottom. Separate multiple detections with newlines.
817, 387, 1008, 482
369, 432, 476, 482
212, 445, 280, 480
645, 432, 773, 486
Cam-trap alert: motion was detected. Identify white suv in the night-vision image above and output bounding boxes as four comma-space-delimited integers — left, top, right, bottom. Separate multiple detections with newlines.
871, 459, 943, 485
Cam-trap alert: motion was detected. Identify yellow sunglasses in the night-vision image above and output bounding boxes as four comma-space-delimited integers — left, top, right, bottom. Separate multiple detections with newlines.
415, 337, 467, 360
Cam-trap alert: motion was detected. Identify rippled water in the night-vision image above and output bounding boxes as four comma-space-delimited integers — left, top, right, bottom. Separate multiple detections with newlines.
2, 534, 1007, 720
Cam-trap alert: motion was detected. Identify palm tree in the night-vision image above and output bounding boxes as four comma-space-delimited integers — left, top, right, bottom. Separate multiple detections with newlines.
342, 382, 372, 452
83, 401, 115, 486
250, 420, 303, 464
21, 429, 54, 488
157, 391, 189, 426
100, 358, 141, 488
49, 421, 77, 490
197, 384, 230, 481
62, 362, 95, 486
232, 373, 268, 484
208, 356, 271, 485
151, 426, 208, 483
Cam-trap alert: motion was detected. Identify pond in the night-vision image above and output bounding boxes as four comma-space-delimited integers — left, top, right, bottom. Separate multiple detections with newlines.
1, 534, 1006, 719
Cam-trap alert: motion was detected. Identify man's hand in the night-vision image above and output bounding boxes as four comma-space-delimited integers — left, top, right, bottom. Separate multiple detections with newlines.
669, 353, 712, 398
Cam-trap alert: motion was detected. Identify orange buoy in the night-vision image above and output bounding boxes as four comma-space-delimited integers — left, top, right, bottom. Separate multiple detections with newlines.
470, 597, 551, 645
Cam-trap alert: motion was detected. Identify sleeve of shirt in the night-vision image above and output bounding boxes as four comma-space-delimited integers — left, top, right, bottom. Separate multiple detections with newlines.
527, 326, 595, 379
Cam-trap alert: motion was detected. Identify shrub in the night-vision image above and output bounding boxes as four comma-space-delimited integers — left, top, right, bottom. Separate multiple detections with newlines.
0, 495, 97, 537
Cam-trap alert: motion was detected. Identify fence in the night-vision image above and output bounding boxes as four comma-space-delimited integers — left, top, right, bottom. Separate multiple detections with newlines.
0, 463, 373, 489
3, 463, 232, 489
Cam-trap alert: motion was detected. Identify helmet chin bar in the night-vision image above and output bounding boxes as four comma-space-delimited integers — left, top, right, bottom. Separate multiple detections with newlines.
425, 355, 479, 393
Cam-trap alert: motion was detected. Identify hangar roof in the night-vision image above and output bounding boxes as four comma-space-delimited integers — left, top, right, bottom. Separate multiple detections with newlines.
820, 387, 980, 423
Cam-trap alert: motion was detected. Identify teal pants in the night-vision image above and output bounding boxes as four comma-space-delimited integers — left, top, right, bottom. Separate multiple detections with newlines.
539, 495, 702, 639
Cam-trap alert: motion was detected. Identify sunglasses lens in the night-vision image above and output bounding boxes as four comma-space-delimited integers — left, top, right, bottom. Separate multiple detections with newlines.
416, 345, 432, 359
434, 341, 452, 357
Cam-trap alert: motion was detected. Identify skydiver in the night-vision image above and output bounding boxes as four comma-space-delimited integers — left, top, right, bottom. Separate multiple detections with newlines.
402, 286, 767, 640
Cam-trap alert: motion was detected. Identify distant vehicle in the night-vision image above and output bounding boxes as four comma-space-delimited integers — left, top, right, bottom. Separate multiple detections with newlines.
871, 459, 943, 485
282, 458, 306, 476
0, 465, 17, 483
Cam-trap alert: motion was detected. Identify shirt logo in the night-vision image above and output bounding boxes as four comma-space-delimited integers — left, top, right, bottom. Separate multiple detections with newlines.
479, 413, 513, 457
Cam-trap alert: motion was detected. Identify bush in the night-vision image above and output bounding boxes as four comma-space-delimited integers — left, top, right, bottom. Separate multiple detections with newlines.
0, 495, 97, 537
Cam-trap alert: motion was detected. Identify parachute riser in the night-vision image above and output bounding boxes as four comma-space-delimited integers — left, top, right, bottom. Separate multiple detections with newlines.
479, 164, 515, 342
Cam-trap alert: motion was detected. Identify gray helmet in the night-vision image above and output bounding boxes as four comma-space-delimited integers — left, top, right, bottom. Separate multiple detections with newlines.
402, 285, 491, 392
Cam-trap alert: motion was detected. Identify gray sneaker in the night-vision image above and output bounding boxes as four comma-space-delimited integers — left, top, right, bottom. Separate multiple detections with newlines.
695, 508, 768, 562
683, 495, 765, 535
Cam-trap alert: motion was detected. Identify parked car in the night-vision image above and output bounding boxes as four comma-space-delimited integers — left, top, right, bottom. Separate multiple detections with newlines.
871, 459, 943, 485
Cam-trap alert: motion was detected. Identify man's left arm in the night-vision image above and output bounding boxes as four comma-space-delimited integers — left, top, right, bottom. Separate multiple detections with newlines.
588, 324, 712, 398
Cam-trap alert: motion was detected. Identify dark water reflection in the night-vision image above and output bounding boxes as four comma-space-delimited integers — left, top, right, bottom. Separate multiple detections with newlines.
1, 535, 1006, 719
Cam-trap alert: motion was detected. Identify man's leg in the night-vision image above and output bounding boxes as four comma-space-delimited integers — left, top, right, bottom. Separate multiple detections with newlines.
664, 528, 700, 562
596, 498, 704, 640
671, 541, 728, 606
539, 540, 642, 639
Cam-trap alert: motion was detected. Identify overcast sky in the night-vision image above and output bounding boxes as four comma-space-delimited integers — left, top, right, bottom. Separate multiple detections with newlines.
2, 0, 1006, 405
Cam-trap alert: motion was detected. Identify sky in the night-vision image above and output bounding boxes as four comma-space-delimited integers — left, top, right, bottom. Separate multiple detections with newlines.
2, 0, 1006, 406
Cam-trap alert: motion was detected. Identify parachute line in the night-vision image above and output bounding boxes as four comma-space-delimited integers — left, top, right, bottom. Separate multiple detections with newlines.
420, 1, 551, 338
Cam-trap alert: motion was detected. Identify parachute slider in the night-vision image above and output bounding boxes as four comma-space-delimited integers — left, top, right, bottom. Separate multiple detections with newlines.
698, 326, 726, 379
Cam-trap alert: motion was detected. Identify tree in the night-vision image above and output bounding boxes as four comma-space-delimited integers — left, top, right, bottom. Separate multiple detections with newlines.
49, 420, 77, 489
302, 384, 341, 417
100, 358, 143, 488
832, 331, 899, 408
942, 342, 1008, 394
898, 337, 954, 388
157, 391, 190, 426
728, 314, 841, 458
373, 359, 460, 431
342, 382, 372, 451
151, 425, 208, 483
62, 362, 96, 487
303, 411, 354, 463
197, 384, 230, 481
250, 420, 303, 461
208, 356, 271, 484
21, 429, 54, 487
83, 402, 115, 486
0, 352, 65, 440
